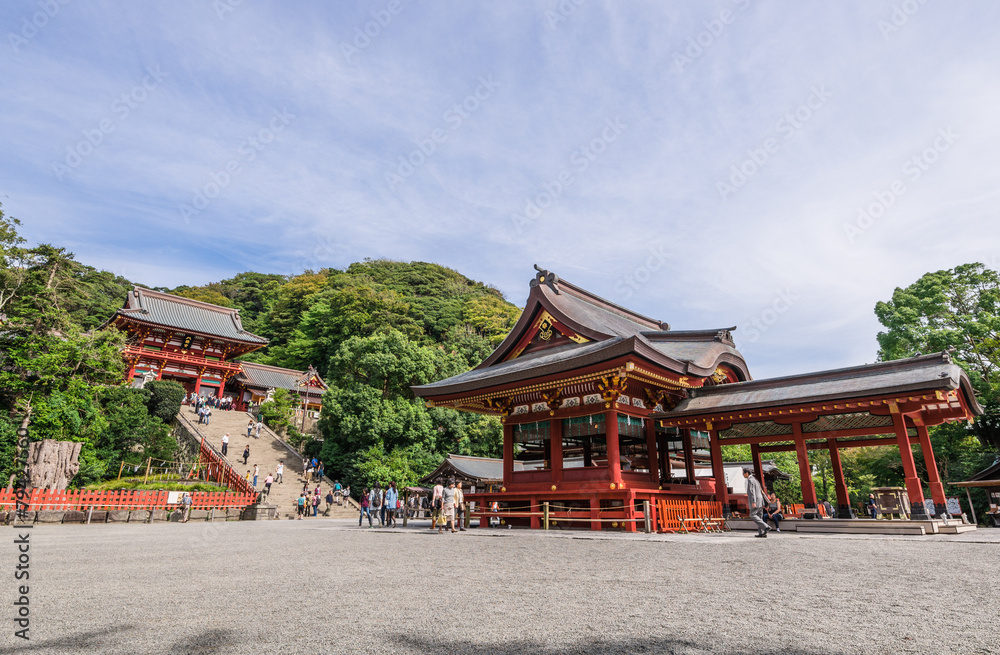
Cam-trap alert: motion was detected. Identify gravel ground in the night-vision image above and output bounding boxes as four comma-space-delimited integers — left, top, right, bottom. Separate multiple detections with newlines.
3, 520, 998, 655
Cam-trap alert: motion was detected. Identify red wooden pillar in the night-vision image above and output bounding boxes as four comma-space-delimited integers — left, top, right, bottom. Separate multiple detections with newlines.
605, 409, 622, 483
194, 376, 201, 395
708, 428, 730, 516
623, 490, 637, 533
646, 417, 660, 488
827, 438, 853, 518
750, 443, 765, 493
502, 421, 513, 487
682, 429, 696, 484
590, 494, 601, 531
892, 412, 929, 519
916, 424, 947, 517
550, 417, 563, 486
156, 363, 164, 380
792, 423, 818, 511
530, 495, 539, 529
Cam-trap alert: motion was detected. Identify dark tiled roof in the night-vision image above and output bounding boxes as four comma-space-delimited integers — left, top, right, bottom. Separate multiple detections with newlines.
968, 458, 1000, 482
413, 268, 751, 398
236, 362, 326, 393
420, 455, 525, 484
657, 352, 983, 418
413, 339, 630, 395
116, 287, 268, 344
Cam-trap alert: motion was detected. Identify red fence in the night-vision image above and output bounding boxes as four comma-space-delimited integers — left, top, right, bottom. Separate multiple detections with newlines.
657, 499, 725, 533
0, 488, 258, 512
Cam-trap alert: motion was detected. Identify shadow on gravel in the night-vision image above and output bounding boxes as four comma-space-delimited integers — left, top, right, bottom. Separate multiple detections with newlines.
0, 625, 135, 654
166, 627, 236, 654
389, 635, 829, 655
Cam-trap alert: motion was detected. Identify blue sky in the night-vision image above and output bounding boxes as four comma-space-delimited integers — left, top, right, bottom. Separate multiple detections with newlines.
3, 1, 999, 379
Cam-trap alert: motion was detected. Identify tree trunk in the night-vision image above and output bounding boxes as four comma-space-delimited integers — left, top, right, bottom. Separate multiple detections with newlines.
27, 440, 82, 490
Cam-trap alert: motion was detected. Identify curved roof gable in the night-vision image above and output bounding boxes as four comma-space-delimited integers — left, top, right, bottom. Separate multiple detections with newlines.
115, 287, 268, 344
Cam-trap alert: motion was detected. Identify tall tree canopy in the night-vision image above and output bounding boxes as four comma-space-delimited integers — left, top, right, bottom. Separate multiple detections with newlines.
875, 262, 1000, 447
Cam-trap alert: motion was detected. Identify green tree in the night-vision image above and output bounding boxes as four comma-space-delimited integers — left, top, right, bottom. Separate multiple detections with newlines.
259, 388, 295, 435
875, 262, 1000, 447
143, 380, 186, 423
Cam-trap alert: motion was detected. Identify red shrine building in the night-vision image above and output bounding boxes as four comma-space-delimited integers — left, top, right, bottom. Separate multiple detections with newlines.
413, 267, 983, 530
104, 288, 325, 416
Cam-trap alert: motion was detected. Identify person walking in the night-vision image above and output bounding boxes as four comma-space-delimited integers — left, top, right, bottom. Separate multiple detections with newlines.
431, 479, 444, 530
264, 473, 273, 496
253, 464, 259, 488
867, 493, 878, 519
440, 479, 458, 533
743, 468, 771, 538
276, 461, 284, 484
303, 457, 311, 482
369, 485, 383, 526
311, 493, 320, 517
246, 420, 254, 439
316, 461, 325, 482
359, 488, 373, 527
255, 419, 263, 438
324, 489, 334, 516
333, 480, 343, 504
181, 493, 192, 523
221, 433, 229, 457
383, 482, 398, 528
204, 406, 212, 425
242, 445, 250, 465
297, 494, 306, 519
455, 481, 466, 531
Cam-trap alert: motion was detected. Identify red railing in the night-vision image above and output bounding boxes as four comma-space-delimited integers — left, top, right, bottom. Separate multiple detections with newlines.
0, 488, 257, 512
197, 437, 256, 496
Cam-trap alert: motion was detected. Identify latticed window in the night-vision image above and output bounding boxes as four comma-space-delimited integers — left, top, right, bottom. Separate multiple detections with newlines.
513, 421, 550, 469
618, 415, 649, 473
562, 414, 607, 467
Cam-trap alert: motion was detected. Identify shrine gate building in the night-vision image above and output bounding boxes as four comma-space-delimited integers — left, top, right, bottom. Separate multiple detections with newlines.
104, 287, 268, 398
413, 268, 982, 530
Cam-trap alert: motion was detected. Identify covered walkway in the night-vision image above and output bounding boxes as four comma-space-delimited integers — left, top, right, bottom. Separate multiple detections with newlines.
653, 352, 983, 520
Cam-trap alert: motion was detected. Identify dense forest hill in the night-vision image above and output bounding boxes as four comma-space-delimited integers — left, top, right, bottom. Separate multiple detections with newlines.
0, 202, 521, 490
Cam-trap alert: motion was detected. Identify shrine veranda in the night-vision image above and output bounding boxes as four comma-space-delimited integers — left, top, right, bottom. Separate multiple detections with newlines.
413, 268, 982, 530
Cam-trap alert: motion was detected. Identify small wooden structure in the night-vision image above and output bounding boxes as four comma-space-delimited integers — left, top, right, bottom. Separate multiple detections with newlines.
950, 459, 1000, 525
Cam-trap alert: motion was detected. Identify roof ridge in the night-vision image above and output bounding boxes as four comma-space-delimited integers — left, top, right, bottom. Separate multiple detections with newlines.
555, 278, 668, 330
690, 351, 955, 396
134, 287, 240, 315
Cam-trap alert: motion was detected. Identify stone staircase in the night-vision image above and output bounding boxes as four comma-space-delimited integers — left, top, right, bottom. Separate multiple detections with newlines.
176, 406, 359, 520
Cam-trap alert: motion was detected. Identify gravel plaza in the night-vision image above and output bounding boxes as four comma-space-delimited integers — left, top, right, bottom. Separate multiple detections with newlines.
3, 520, 998, 655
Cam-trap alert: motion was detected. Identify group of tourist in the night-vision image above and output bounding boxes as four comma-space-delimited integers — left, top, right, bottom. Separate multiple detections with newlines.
296, 479, 349, 519
358, 481, 401, 527
355, 478, 468, 533
186, 392, 236, 412
303, 456, 325, 482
